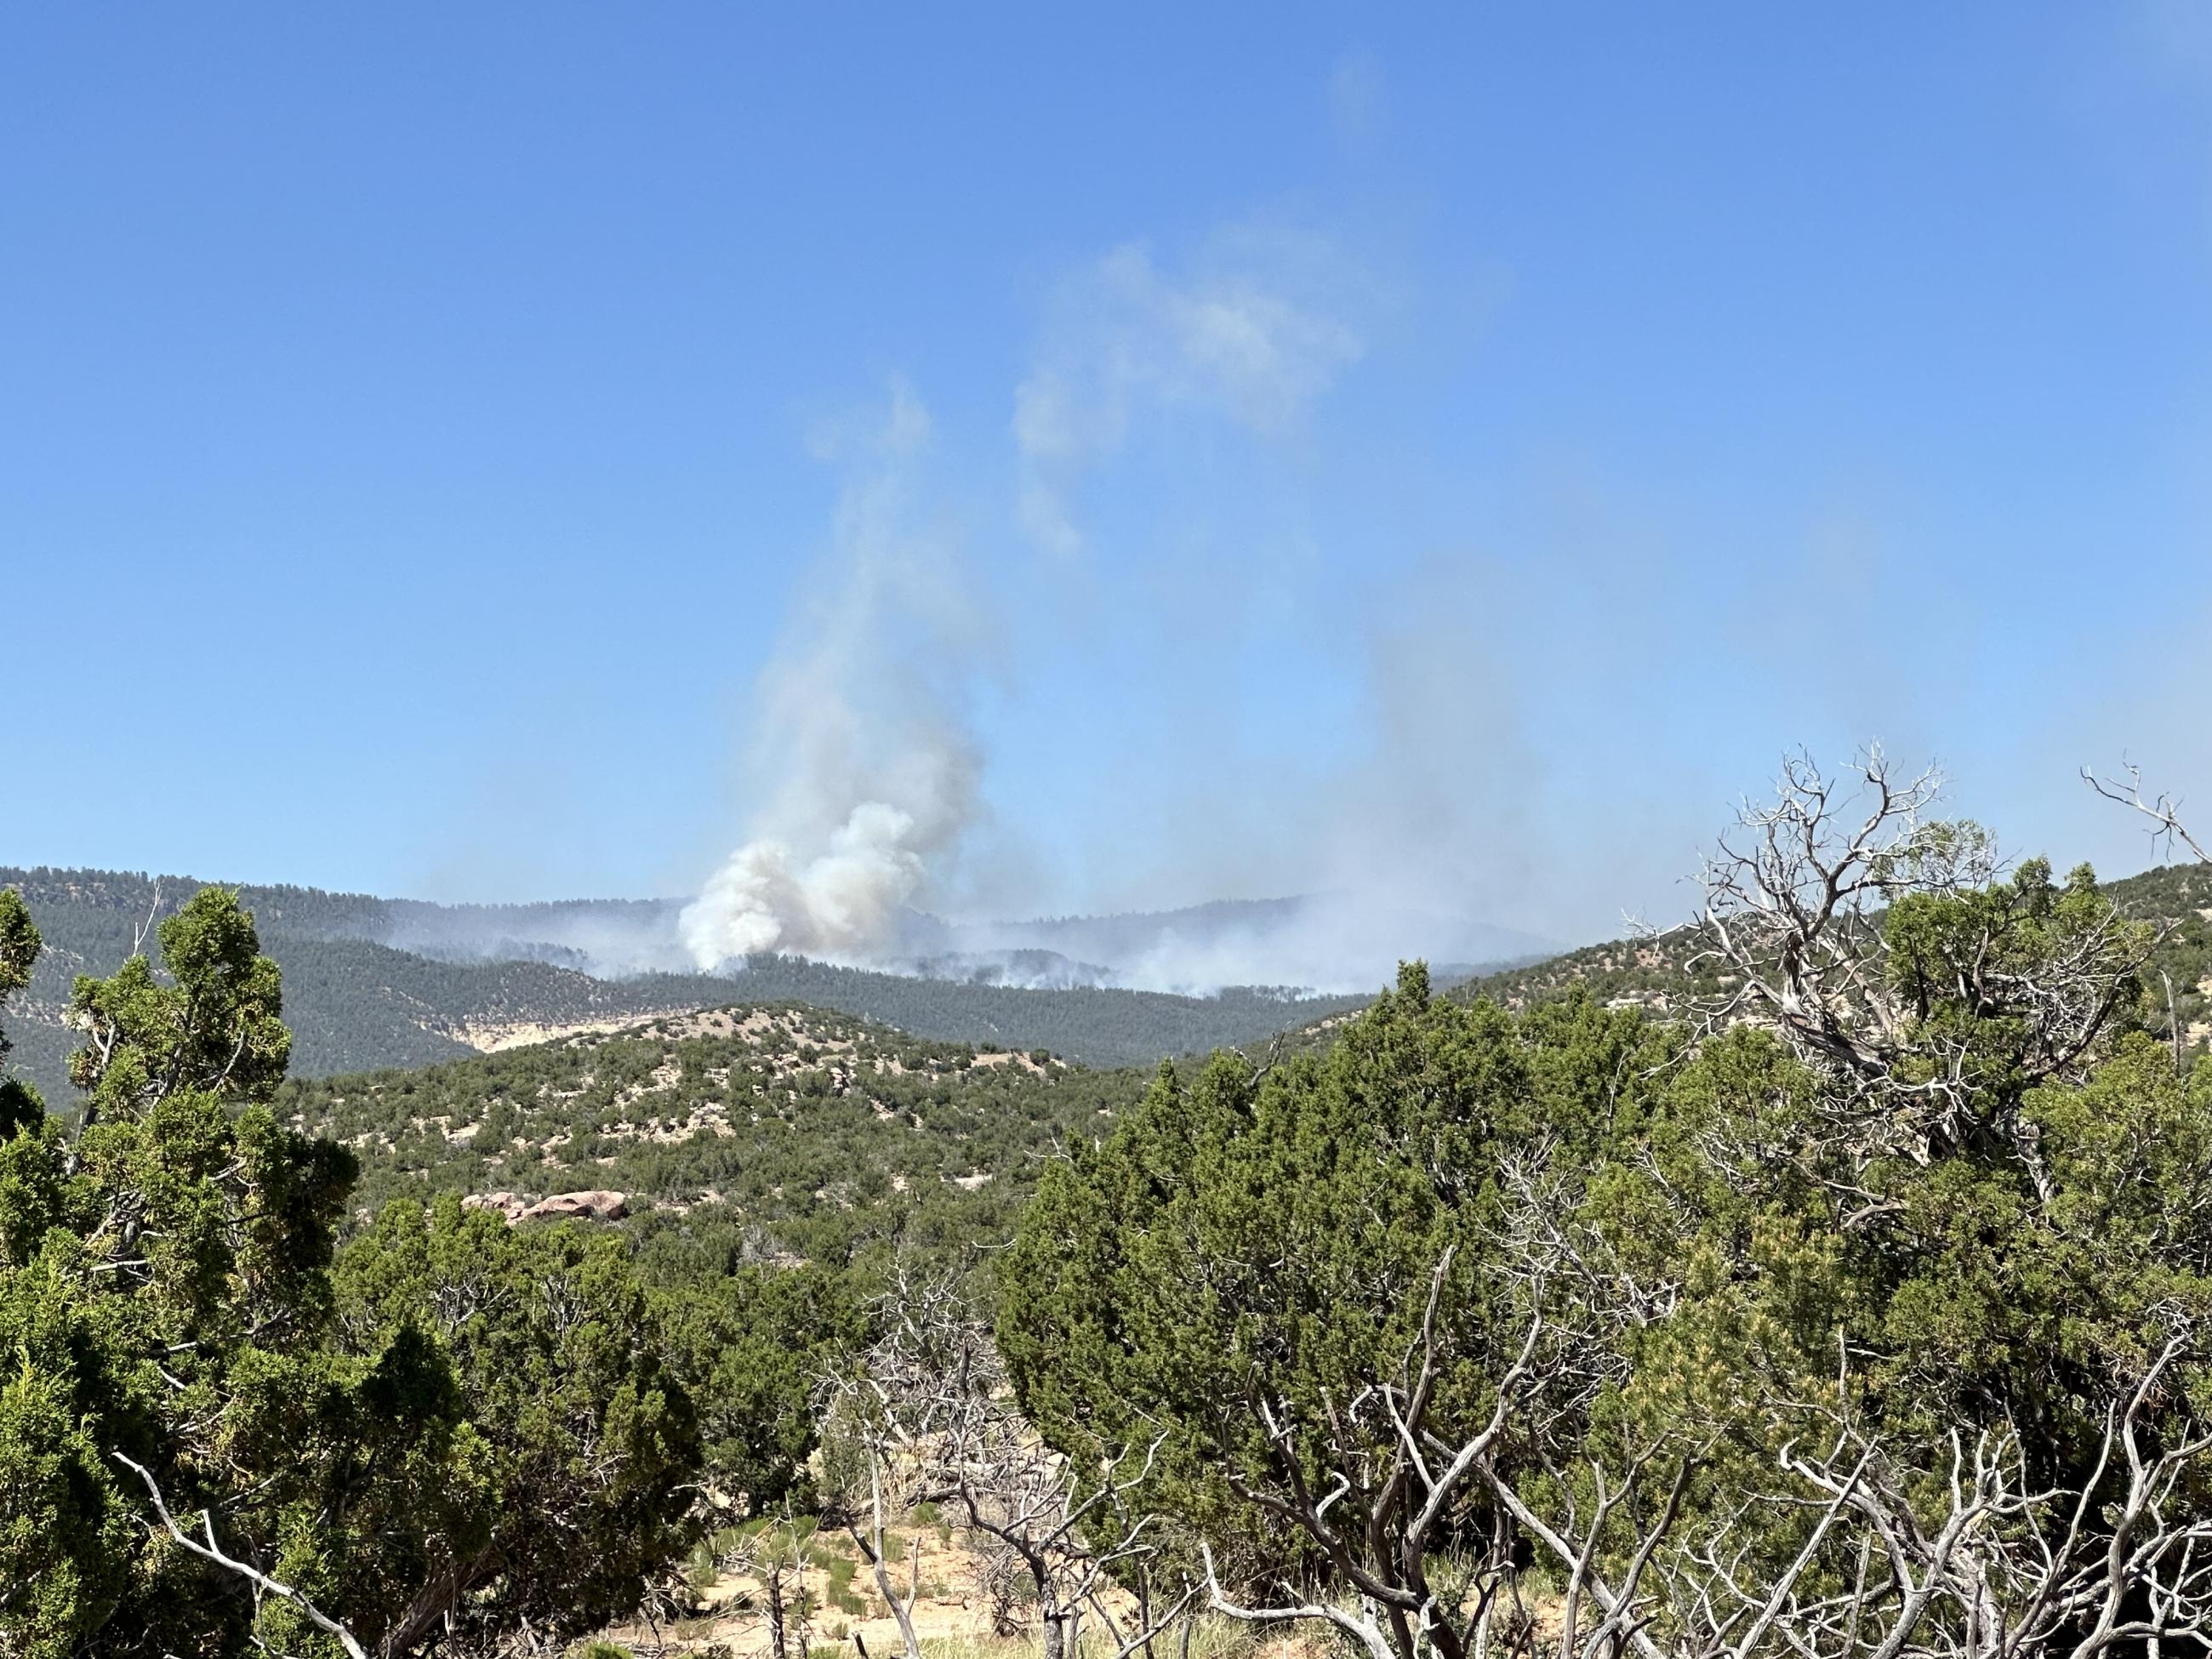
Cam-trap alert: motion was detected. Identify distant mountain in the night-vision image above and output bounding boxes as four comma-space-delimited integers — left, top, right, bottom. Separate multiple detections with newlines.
361, 887, 1559, 998
0, 867, 1383, 1104
3, 870, 1552, 989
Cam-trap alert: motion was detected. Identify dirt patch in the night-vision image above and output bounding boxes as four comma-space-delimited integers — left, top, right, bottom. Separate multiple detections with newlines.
453, 1011, 707, 1052
631, 1517, 1152, 1658
968, 1051, 1052, 1076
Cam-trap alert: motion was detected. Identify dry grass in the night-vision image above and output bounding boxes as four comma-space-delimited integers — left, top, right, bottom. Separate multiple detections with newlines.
595, 1499, 1454, 1659
598, 1609, 1332, 1659
903, 1619, 1312, 1659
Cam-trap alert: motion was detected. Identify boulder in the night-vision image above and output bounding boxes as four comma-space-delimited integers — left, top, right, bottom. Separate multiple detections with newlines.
516, 1189, 629, 1223
462, 1189, 629, 1224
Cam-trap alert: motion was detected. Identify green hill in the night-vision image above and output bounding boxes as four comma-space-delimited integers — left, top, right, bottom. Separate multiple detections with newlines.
279, 1002, 1144, 1262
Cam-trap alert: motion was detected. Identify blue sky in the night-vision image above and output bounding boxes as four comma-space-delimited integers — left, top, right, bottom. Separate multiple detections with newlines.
6, 3, 2209, 942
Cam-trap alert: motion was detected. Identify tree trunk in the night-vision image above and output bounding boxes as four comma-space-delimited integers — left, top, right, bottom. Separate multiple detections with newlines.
1036, 1562, 1064, 1659
858, 1451, 925, 1659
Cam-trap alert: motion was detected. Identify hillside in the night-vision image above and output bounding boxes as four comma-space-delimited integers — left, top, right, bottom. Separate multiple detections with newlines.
1454, 859, 2212, 1051
280, 1002, 1145, 1261
0, 867, 1374, 1103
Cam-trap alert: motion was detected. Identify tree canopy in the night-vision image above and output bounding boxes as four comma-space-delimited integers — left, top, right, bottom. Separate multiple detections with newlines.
1001, 778, 2212, 1659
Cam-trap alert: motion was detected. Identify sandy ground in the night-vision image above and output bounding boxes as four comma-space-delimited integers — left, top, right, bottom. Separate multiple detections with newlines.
613, 1515, 1136, 1656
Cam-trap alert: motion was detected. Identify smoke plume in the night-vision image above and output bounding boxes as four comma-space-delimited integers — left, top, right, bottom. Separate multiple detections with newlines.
676, 231, 1562, 994
680, 383, 985, 969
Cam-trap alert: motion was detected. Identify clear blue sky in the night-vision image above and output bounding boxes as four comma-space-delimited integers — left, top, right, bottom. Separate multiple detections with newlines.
6, 3, 2209, 940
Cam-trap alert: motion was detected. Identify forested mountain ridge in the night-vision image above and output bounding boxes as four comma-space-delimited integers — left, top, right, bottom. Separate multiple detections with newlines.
0, 865, 1374, 1100
0, 864, 673, 946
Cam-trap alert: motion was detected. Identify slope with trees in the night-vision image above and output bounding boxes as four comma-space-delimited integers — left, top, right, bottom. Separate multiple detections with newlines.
278, 1005, 1145, 1267
1457, 850, 2209, 1053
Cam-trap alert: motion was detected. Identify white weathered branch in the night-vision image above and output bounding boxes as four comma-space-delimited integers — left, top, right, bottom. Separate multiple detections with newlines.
2084, 761, 2209, 866
114, 1451, 368, 1659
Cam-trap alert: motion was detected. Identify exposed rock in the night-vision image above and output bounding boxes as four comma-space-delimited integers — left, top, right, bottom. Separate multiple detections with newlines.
462, 1188, 628, 1224
518, 1189, 628, 1223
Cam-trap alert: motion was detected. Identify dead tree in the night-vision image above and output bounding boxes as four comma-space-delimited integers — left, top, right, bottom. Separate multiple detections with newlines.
1756, 1336, 2212, 1659
1194, 1134, 2212, 1659
1476, 1320, 2212, 1659
819, 1284, 954, 1659
832, 1264, 1189, 1659
685, 1509, 818, 1659
940, 1401, 1174, 1659
2084, 761, 2210, 868
1200, 1296, 1686, 1659
1197, 1183, 1651, 1659
1692, 747, 2154, 1163
1204, 1268, 2212, 1659
1198, 1276, 1559, 1659
113, 1451, 370, 1659
1693, 746, 1967, 1075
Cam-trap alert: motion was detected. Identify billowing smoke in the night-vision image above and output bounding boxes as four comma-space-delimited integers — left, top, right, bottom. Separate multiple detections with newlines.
680, 382, 986, 970
670, 232, 1571, 994
683, 804, 920, 960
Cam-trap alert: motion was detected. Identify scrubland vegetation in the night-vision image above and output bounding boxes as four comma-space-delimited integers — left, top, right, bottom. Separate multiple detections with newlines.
280, 1006, 1137, 1263
4, 754, 2211, 1659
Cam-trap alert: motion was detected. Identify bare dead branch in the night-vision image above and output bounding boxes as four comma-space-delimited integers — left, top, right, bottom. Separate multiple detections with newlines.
2084, 761, 2210, 866
113, 1451, 369, 1659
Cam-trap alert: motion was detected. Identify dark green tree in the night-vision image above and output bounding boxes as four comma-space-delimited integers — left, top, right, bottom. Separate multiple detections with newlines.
998, 969, 1673, 1659
0, 888, 358, 1655
326, 1198, 705, 1654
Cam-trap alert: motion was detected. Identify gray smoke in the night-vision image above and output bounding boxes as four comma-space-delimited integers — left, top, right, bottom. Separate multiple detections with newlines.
680, 382, 986, 970
669, 231, 1575, 995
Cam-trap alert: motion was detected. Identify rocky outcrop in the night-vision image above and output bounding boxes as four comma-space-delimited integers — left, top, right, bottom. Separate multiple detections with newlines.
462, 1189, 628, 1224
520, 1189, 629, 1222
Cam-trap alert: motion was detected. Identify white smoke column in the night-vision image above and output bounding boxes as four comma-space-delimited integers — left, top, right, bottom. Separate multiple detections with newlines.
681, 381, 987, 969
